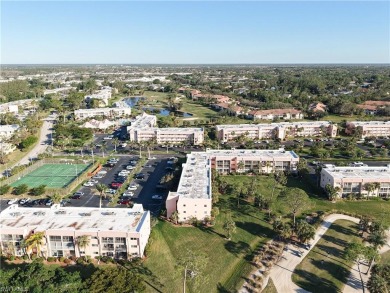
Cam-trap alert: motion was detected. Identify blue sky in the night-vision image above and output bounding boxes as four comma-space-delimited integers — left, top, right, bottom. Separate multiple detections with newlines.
1, 1, 389, 64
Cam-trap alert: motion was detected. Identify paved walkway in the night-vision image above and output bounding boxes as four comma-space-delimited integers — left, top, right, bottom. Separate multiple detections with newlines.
269, 214, 360, 293
13, 114, 56, 167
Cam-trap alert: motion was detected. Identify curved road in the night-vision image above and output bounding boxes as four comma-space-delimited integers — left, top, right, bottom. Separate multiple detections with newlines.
269, 214, 390, 293
12, 114, 56, 167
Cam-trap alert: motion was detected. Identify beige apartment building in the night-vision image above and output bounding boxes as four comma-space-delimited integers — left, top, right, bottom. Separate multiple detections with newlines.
74, 107, 131, 120
0, 124, 20, 140
345, 121, 390, 138
247, 108, 303, 120
0, 204, 150, 259
216, 121, 337, 142
127, 113, 204, 145
166, 149, 300, 222
320, 165, 390, 198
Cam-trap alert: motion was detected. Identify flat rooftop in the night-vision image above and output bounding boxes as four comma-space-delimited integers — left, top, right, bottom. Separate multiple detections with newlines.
206, 148, 299, 159
323, 165, 390, 180
349, 121, 390, 126
176, 152, 211, 199
157, 127, 203, 133
216, 121, 332, 130
0, 204, 148, 233
128, 113, 157, 129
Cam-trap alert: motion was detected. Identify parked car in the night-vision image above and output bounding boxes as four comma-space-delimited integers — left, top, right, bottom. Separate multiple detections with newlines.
7, 198, 18, 205
118, 199, 131, 205
19, 198, 30, 205
97, 170, 107, 175
71, 194, 81, 199
134, 173, 145, 179
126, 165, 135, 170
151, 195, 163, 200
111, 182, 123, 189
84, 181, 94, 187
46, 200, 53, 206
116, 177, 126, 183
128, 184, 138, 191
104, 135, 114, 140
144, 164, 152, 168
120, 143, 127, 148
122, 191, 134, 197
107, 189, 117, 194
74, 192, 84, 196
89, 179, 99, 184
93, 174, 104, 179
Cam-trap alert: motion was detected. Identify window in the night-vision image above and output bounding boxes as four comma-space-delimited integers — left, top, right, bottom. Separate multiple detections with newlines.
92, 244, 98, 247
50, 236, 61, 242
130, 237, 137, 241
204, 205, 207, 207
94, 252, 99, 255
115, 237, 126, 243
62, 236, 73, 242
131, 245, 137, 248
183, 211, 186, 213
183, 204, 186, 207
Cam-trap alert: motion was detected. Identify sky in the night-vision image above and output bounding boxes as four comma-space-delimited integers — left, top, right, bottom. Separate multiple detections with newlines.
1, 1, 389, 64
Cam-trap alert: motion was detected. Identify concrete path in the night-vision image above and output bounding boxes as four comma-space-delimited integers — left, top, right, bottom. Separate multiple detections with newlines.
13, 114, 56, 167
269, 214, 360, 293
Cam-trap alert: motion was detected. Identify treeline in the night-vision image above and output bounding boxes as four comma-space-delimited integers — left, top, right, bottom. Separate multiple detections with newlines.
54, 123, 93, 148
0, 259, 145, 293
0, 80, 45, 102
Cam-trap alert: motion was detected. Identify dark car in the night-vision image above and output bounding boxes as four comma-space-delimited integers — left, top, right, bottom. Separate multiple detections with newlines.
118, 199, 131, 205
116, 177, 126, 183
134, 173, 145, 179
71, 194, 81, 199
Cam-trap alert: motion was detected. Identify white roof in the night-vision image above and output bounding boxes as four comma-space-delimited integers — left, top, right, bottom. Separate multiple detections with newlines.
349, 121, 390, 126
216, 121, 332, 131
0, 124, 20, 132
323, 165, 390, 180
0, 204, 148, 233
128, 113, 157, 129
176, 152, 211, 199
205, 148, 299, 160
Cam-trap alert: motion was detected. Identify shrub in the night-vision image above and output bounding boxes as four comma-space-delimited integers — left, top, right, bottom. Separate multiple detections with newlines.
31, 254, 38, 260
47, 257, 56, 262
19, 136, 38, 150
30, 185, 46, 196
22, 254, 29, 260
9, 255, 15, 261
0, 185, 11, 195
13, 184, 29, 195
64, 258, 72, 264
58, 256, 65, 262
76, 258, 85, 264
69, 255, 77, 261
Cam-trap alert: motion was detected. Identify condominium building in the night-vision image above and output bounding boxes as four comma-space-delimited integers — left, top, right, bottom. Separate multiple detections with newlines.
0, 204, 150, 259
247, 108, 303, 120
74, 107, 131, 120
216, 121, 337, 142
166, 152, 212, 223
127, 113, 204, 145
84, 87, 112, 106
0, 124, 20, 140
345, 121, 390, 138
320, 165, 390, 198
166, 149, 299, 222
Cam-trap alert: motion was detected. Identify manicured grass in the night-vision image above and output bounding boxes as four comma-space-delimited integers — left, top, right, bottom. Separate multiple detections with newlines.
262, 278, 278, 293
292, 220, 361, 293
143, 191, 274, 292
379, 250, 390, 264
323, 114, 361, 123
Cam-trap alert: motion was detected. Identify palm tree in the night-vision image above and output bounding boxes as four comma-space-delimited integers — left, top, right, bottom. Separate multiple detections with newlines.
237, 160, 245, 173
25, 232, 45, 259
96, 184, 107, 209
100, 143, 107, 158
325, 184, 341, 201
51, 193, 63, 204
364, 183, 375, 200
171, 211, 179, 225
76, 235, 90, 261
112, 138, 120, 153
372, 182, 381, 197
223, 214, 236, 241
296, 220, 316, 244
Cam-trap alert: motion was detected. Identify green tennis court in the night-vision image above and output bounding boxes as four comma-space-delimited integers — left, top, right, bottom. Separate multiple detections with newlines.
11, 163, 90, 188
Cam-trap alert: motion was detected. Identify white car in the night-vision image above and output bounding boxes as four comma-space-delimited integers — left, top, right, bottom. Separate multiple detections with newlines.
104, 135, 114, 140
93, 174, 103, 179
97, 170, 107, 175
126, 165, 135, 170
121, 143, 128, 148
7, 198, 18, 205
83, 182, 94, 187
128, 185, 138, 191
19, 198, 30, 205
122, 191, 134, 197
107, 189, 117, 194
151, 195, 163, 200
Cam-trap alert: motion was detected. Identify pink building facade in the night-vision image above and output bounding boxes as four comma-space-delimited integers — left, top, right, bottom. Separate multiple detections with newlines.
0, 204, 150, 259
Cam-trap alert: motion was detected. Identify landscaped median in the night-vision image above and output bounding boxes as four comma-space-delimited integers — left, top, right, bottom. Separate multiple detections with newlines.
292, 219, 361, 293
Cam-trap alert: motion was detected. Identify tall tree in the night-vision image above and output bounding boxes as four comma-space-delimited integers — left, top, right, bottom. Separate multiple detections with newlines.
76, 235, 90, 261
223, 212, 236, 241
96, 184, 107, 209
281, 187, 311, 226
25, 232, 45, 259
177, 249, 208, 293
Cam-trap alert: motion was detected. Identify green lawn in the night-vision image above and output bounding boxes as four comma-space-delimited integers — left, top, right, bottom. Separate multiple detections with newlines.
292, 220, 361, 293
143, 190, 274, 293
262, 278, 278, 293
379, 250, 390, 264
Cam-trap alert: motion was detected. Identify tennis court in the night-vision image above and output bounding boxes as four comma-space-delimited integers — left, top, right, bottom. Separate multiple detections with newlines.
11, 163, 90, 188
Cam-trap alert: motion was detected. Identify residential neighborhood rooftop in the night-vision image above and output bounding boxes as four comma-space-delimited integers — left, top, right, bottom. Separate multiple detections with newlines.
0, 204, 148, 233
323, 165, 390, 180
205, 148, 299, 159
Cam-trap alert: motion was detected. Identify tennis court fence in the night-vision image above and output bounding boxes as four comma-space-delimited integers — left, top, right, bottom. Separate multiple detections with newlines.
1, 158, 98, 194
